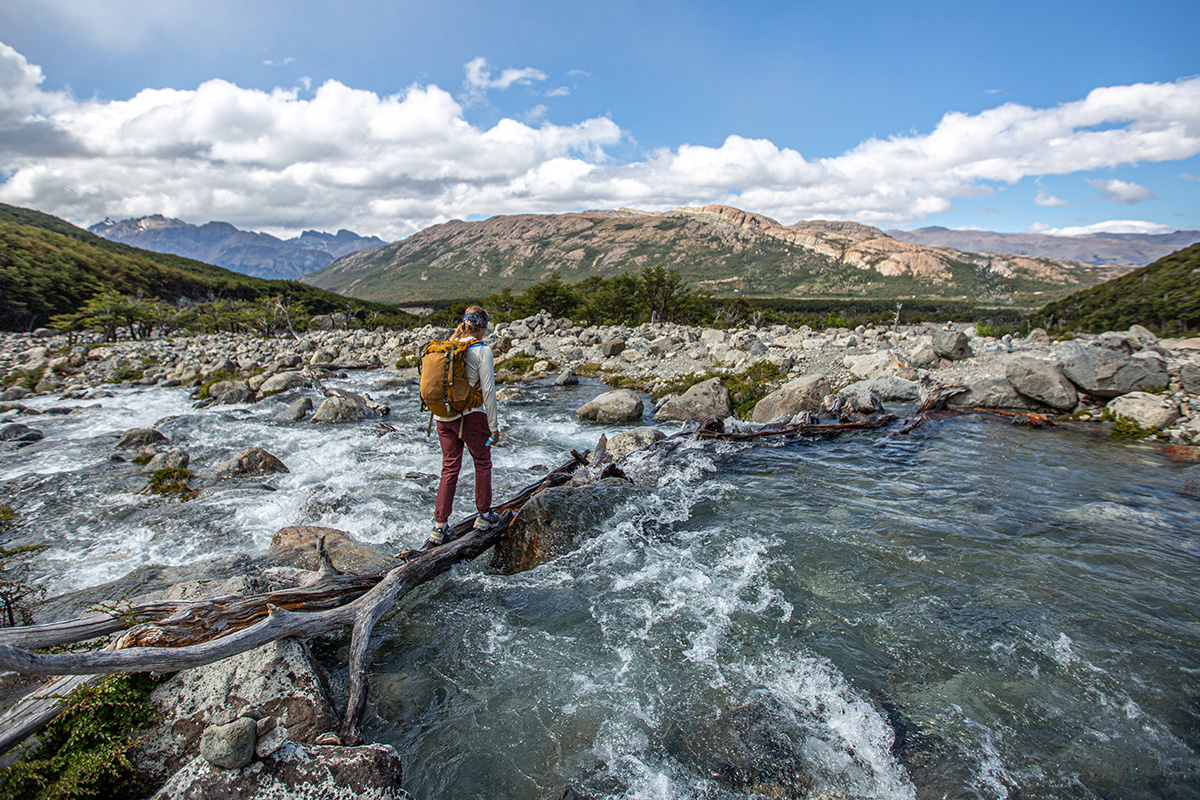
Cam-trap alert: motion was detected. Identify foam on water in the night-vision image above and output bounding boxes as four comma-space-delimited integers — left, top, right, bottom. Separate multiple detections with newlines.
4, 380, 1200, 798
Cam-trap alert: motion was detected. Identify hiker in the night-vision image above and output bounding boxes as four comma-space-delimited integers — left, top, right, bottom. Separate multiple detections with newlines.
427, 306, 501, 548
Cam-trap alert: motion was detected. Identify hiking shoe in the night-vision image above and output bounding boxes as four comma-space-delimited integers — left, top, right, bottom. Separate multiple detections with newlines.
425, 523, 449, 549
474, 511, 501, 530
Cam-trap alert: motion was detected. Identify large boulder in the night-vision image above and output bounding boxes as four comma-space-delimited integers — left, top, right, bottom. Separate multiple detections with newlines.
213, 447, 289, 480
838, 375, 919, 402
133, 638, 337, 784
947, 378, 1040, 411
268, 526, 395, 573
256, 371, 311, 400
607, 427, 667, 461
0, 423, 44, 443
655, 377, 733, 421
576, 390, 644, 424
1004, 358, 1078, 411
274, 397, 313, 423
843, 351, 899, 381
310, 395, 365, 423
492, 479, 639, 574
149, 743, 406, 800
751, 374, 831, 423
1059, 340, 1169, 398
932, 330, 972, 361
1106, 392, 1181, 431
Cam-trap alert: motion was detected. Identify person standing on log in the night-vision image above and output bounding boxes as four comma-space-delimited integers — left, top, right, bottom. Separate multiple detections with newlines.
428, 306, 502, 548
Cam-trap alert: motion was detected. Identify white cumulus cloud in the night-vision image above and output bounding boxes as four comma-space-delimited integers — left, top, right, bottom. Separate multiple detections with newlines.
1028, 220, 1175, 236
1035, 189, 1069, 207
1, 40, 1198, 240
1087, 178, 1156, 204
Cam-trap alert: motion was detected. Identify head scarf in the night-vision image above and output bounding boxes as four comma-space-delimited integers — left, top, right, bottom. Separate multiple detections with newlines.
464, 309, 489, 330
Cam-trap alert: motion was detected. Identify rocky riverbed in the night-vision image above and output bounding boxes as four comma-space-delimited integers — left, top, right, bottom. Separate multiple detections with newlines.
3, 314, 1199, 444
2, 315, 1200, 798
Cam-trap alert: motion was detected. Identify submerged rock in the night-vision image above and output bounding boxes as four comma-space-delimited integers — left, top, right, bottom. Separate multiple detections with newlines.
492, 478, 639, 574
117, 428, 169, 449
213, 447, 289, 480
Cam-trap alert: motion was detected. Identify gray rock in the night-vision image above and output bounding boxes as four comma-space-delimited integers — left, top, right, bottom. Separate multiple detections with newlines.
373, 369, 418, 388
751, 374, 831, 423
274, 397, 313, 422
150, 743, 406, 800
947, 378, 1040, 411
555, 368, 579, 386
843, 351, 897, 381
0, 423, 43, 442
254, 722, 288, 759
607, 427, 667, 461
311, 395, 365, 423
146, 448, 190, 472
838, 375, 919, 402
576, 389, 644, 424
599, 339, 626, 357
932, 330, 972, 361
216, 388, 256, 405
213, 447, 290, 480
1005, 358, 1078, 410
200, 717, 258, 770
492, 479, 639, 574
135, 638, 336, 783
655, 377, 733, 421
907, 342, 940, 370
1059, 340, 1169, 398
1127, 324, 1158, 348
1106, 392, 1180, 431
1180, 362, 1200, 395
268, 526, 395, 573
116, 428, 168, 449
257, 371, 311, 399
0, 387, 32, 401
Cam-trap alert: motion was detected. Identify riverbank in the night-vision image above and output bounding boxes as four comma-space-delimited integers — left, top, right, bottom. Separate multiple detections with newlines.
3, 315, 1199, 443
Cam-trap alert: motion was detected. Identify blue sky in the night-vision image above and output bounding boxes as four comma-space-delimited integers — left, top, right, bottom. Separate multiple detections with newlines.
0, 0, 1197, 240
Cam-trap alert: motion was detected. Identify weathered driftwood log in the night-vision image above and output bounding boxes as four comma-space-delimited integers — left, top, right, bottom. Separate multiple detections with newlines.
0, 449, 592, 754
694, 414, 898, 442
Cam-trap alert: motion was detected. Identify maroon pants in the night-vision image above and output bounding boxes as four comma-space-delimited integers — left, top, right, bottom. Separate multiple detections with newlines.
434, 411, 492, 524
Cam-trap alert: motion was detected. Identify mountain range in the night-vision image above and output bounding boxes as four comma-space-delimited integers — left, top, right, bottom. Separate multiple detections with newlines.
300, 204, 1131, 307
88, 215, 386, 281
888, 227, 1200, 267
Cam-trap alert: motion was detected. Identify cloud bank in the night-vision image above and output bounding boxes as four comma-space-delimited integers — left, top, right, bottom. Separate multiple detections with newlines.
1, 42, 1198, 239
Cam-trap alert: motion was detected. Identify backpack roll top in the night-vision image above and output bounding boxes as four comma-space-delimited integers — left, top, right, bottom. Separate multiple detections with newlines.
418, 338, 485, 417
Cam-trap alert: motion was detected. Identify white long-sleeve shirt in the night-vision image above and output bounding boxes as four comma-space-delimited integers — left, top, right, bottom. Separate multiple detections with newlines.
430, 339, 499, 432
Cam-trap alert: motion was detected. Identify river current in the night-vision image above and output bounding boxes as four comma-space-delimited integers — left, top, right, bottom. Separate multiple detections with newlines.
1, 373, 1198, 799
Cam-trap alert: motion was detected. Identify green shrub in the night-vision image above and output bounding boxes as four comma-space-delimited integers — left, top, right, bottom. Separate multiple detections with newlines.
147, 468, 196, 501
0, 673, 162, 800
1108, 414, 1157, 440
495, 354, 554, 374
109, 361, 144, 383
652, 361, 784, 419
196, 369, 238, 400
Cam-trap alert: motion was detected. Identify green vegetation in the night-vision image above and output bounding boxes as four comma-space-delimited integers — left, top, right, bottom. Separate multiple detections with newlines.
653, 361, 785, 419
0, 673, 162, 800
147, 468, 196, 501
0, 505, 46, 629
495, 353, 555, 374
1036, 243, 1200, 336
0, 203, 415, 332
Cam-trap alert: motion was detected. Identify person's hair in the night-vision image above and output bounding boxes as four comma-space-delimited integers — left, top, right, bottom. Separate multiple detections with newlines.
452, 305, 489, 340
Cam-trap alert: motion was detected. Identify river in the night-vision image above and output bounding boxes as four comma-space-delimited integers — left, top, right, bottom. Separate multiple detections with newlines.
1, 373, 1198, 799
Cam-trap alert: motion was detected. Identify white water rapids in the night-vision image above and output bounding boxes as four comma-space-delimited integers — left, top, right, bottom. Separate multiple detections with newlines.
2, 373, 1198, 799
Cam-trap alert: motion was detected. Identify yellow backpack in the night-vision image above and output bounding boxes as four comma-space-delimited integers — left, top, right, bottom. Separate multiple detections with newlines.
418, 338, 484, 418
